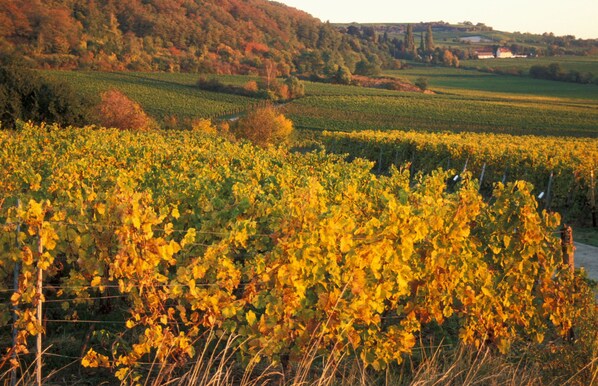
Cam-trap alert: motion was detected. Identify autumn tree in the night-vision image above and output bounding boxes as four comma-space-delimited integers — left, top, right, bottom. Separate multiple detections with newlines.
95, 89, 155, 130
232, 106, 293, 147
442, 50, 460, 68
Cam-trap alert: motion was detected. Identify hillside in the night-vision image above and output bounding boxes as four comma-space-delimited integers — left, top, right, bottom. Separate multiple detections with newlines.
0, 0, 389, 75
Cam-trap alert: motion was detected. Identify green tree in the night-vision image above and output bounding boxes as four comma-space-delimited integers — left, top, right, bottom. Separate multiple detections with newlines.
0, 64, 93, 129
284, 76, 305, 99
404, 25, 416, 57
334, 65, 352, 84
425, 24, 435, 52
548, 63, 564, 80
355, 55, 382, 76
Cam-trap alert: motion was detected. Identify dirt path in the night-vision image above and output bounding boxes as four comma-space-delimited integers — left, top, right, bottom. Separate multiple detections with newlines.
574, 242, 598, 280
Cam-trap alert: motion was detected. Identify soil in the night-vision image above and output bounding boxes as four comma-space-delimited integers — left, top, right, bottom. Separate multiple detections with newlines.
574, 242, 598, 280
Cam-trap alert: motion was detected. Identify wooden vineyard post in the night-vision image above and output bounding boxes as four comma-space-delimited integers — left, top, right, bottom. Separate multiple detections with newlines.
561, 224, 575, 274
537, 172, 553, 210
12, 199, 21, 386
409, 152, 416, 181
591, 169, 596, 227
545, 171, 554, 210
36, 233, 43, 386
479, 163, 487, 192
561, 224, 576, 342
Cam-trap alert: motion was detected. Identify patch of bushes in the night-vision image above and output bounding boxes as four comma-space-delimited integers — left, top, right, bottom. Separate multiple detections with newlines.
530, 63, 595, 84
196, 76, 304, 102
0, 64, 94, 129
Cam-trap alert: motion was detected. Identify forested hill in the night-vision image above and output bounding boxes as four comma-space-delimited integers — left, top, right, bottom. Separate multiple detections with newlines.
0, 0, 389, 75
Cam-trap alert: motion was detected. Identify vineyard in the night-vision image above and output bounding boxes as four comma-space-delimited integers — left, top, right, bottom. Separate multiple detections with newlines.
46, 71, 258, 121
284, 93, 598, 137
317, 130, 598, 225
1, 124, 596, 384
461, 56, 598, 76
386, 66, 598, 101
44, 70, 598, 139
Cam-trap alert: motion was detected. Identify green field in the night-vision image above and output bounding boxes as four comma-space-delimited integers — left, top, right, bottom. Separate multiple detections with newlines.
283, 93, 598, 137
387, 66, 598, 100
283, 68, 598, 137
44, 68, 598, 138
461, 55, 598, 74
45, 71, 258, 121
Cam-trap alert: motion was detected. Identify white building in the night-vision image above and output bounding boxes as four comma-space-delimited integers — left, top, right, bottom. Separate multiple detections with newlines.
496, 48, 514, 58
476, 50, 495, 59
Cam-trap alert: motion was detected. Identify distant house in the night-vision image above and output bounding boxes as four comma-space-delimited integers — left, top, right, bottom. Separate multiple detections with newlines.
475, 49, 495, 59
496, 48, 514, 58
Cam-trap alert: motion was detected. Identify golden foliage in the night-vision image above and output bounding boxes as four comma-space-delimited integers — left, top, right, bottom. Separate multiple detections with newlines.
232, 106, 293, 147
0, 123, 594, 383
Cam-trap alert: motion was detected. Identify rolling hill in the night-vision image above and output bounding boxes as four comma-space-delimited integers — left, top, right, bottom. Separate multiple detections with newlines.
0, 0, 390, 75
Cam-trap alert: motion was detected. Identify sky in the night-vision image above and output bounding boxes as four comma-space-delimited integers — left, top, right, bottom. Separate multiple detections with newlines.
275, 0, 598, 39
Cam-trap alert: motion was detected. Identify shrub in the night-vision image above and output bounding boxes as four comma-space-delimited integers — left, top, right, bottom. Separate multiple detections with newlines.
95, 89, 155, 130
415, 77, 429, 90
243, 81, 259, 93
191, 118, 218, 135
232, 106, 293, 147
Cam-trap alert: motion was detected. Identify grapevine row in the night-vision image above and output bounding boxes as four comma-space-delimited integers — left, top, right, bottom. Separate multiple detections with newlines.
318, 129, 598, 224
0, 124, 591, 383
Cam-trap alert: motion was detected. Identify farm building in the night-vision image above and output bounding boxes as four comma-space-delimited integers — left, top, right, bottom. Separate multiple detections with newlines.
475, 49, 495, 59
496, 48, 514, 58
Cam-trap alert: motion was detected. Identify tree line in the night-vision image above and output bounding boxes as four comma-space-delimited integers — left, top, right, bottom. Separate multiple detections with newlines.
0, 0, 392, 79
